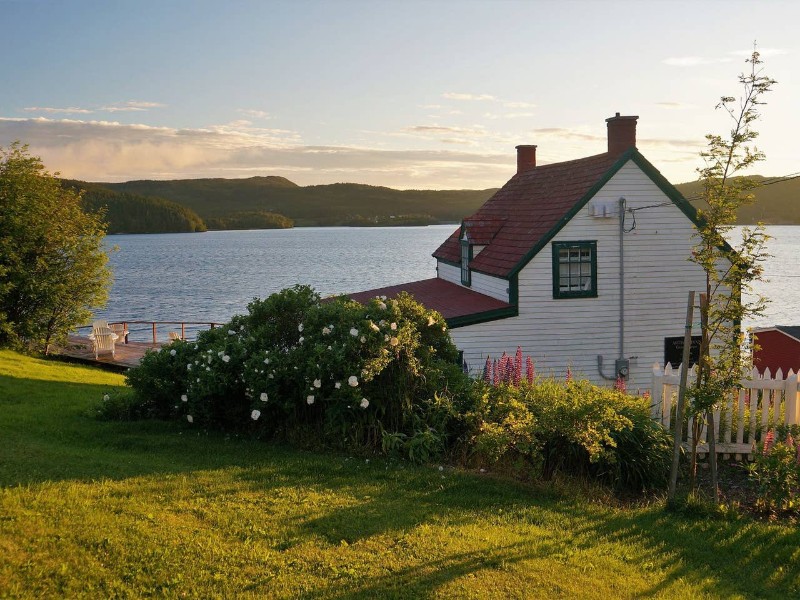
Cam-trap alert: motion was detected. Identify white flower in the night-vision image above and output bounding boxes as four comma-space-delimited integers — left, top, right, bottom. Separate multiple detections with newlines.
218, 351, 224, 357
268, 373, 274, 379
187, 364, 192, 370
170, 349, 177, 356
298, 337, 304, 344
306, 395, 315, 405
239, 325, 245, 331
102, 394, 109, 402
360, 336, 366, 343
327, 345, 332, 350
260, 392, 268, 402
379, 320, 386, 327
181, 394, 188, 402
264, 358, 270, 365
378, 302, 387, 310
360, 398, 369, 409
348, 375, 358, 387
298, 323, 304, 332
322, 327, 331, 335
427, 315, 436, 326
438, 466, 444, 472
228, 329, 236, 335
384, 335, 389, 341
314, 379, 321, 388
335, 382, 341, 389
369, 321, 379, 332
390, 322, 397, 330
187, 415, 194, 423
350, 328, 359, 337
206, 366, 211, 371
197, 378, 201, 382
251, 410, 261, 421
379, 295, 387, 300
222, 355, 231, 363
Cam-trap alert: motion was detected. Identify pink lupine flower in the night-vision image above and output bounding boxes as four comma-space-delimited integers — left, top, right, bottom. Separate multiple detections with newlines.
787, 434, 795, 450
526, 356, 534, 385
566, 366, 573, 383
514, 347, 523, 387
614, 376, 626, 393
483, 356, 492, 383
492, 359, 499, 386
763, 429, 775, 454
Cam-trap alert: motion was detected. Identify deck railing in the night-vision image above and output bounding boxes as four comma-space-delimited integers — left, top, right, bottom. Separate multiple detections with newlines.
76, 320, 224, 344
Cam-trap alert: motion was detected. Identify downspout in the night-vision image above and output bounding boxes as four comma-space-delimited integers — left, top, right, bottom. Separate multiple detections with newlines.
598, 196, 628, 380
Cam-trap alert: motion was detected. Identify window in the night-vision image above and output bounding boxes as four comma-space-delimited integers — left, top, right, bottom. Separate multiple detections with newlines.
460, 239, 472, 286
552, 241, 597, 298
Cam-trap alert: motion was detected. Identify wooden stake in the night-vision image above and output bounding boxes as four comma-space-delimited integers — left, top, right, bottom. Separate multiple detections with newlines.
669, 290, 695, 501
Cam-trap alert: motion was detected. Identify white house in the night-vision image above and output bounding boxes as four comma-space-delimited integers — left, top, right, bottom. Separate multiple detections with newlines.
349, 114, 714, 390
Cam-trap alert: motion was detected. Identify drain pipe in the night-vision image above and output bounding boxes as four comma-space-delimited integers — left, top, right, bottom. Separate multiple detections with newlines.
598, 197, 628, 381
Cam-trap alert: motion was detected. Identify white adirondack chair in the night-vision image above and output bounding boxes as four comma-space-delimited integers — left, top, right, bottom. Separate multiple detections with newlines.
90, 320, 117, 359
168, 331, 181, 341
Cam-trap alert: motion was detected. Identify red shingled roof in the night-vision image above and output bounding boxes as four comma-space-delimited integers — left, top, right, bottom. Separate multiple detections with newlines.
433, 152, 620, 277
346, 278, 511, 320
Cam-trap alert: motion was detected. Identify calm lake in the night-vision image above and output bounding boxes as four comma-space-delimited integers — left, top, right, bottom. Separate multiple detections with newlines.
97, 225, 799, 339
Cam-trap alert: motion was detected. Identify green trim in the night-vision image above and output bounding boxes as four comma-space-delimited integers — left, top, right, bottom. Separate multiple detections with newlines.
508, 275, 519, 305
551, 240, 598, 299
446, 305, 518, 329
460, 239, 473, 287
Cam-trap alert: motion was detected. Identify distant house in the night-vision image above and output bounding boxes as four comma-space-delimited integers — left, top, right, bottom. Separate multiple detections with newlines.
349, 114, 717, 390
752, 326, 800, 375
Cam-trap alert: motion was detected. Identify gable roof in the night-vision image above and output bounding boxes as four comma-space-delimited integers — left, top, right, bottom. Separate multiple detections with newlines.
753, 326, 800, 344
433, 148, 700, 279
345, 278, 514, 327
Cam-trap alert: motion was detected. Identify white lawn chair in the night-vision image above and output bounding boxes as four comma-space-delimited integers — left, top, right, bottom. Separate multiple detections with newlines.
110, 323, 129, 344
168, 331, 181, 341
89, 320, 117, 359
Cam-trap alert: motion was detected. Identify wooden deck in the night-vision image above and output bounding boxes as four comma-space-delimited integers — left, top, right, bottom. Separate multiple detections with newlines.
58, 335, 160, 369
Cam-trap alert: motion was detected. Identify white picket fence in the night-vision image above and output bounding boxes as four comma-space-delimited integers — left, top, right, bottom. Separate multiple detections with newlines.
651, 363, 800, 460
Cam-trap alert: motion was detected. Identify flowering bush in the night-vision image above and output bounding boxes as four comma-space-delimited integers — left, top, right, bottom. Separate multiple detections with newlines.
747, 427, 800, 513
469, 377, 672, 490
126, 286, 467, 455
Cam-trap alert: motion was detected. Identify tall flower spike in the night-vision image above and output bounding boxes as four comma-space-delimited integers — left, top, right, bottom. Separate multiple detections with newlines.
526, 356, 534, 385
492, 359, 499, 386
614, 376, 626, 393
514, 347, 523, 387
483, 356, 491, 383
763, 429, 775, 454
566, 366, 573, 383
498, 352, 507, 384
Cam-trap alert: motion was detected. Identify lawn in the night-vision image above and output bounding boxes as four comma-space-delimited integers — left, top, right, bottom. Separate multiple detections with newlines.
1, 349, 798, 598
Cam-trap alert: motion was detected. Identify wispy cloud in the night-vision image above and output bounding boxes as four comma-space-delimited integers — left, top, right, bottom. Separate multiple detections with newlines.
23, 100, 166, 115
662, 56, 733, 67
442, 92, 496, 101
503, 101, 536, 109
238, 108, 270, 119
484, 112, 535, 120
532, 127, 604, 142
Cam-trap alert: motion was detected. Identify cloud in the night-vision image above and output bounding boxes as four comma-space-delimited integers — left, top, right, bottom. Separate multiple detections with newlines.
484, 112, 535, 120
0, 116, 512, 189
23, 106, 94, 114
402, 124, 488, 138
662, 56, 733, 67
238, 108, 270, 119
532, 127, 604, 142
22, 100, 166, 115
442, 92, 496, 101
503, 101, 536, 109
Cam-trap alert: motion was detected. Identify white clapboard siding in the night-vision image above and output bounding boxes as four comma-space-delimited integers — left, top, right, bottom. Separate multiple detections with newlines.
436, 260, 509, 302
453, 160, 715, 390
652, 363, 800, 459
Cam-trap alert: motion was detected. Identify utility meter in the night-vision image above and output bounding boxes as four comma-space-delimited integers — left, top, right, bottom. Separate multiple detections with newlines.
615, 358, 630, 379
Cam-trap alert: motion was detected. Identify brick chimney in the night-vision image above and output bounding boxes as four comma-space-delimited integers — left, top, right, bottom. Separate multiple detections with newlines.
605, 113, 638, 155
515, 144, 537, 175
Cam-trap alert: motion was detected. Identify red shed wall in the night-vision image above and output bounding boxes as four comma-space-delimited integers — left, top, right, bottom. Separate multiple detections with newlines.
753, 330, 800, 375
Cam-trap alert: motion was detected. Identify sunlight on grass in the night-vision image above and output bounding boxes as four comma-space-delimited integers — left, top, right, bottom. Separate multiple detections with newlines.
1, 350, 799, 598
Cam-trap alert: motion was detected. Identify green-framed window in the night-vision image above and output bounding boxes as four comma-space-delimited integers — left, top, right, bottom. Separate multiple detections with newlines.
552, 241, 597, 299
460, 239, 472, 286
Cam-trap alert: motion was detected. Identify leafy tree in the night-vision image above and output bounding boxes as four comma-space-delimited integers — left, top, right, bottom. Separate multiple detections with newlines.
0, 142, 112, 353
687, 47, 775, 499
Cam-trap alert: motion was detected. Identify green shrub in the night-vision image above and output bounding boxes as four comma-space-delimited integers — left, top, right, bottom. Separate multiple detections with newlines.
93, 389, 149, 421
469, 378, 672, 491
125, 286, 469, 456
747, 427, 800, 513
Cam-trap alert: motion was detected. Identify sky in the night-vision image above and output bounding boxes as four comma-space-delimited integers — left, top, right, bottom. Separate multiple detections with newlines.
1, 0, 797, 189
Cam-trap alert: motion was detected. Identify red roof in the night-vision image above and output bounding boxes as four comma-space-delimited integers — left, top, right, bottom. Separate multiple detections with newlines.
433, 152, 620, 277
346, 278, 511, 320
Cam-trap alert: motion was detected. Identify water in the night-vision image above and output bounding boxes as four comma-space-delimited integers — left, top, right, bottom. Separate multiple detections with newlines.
96, 225, 799, 337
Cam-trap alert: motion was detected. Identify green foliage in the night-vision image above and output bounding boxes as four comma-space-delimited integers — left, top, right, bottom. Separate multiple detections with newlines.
747, 428, 800, 513
205, 210, 293, 230
93, 388, 150, 421
0, 143, 112, 353
126, 286, 466, 455
470, 379, 673, 490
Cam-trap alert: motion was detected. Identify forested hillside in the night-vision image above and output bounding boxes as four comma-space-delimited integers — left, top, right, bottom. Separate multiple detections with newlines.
63, 181, 207, 233
97, 177, 496, 226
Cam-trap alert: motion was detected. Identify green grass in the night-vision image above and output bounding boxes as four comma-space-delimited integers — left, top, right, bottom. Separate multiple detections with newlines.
1, 349, 799, 598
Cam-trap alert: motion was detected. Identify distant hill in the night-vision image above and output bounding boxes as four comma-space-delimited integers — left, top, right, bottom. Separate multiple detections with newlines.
93, 176, 496, 227
674, 176, 800, 225
63, 180, 207, 234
